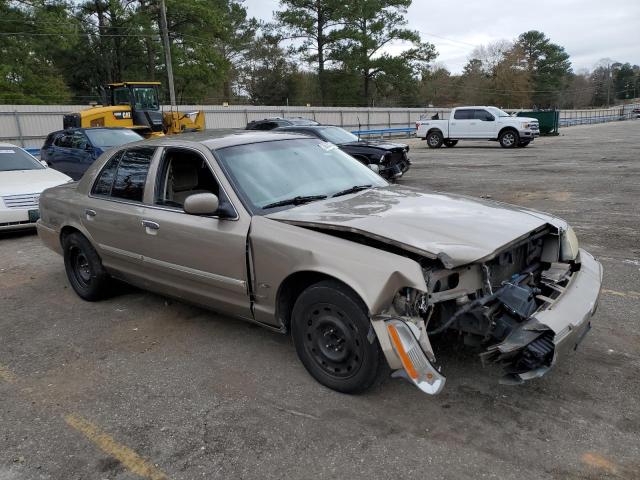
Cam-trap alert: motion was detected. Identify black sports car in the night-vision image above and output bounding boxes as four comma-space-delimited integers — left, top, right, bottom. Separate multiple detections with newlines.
274, 125, 411, 179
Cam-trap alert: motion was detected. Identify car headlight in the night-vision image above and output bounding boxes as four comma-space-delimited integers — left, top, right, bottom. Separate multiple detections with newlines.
521, 122, 531, 129
560, 226, 579, 261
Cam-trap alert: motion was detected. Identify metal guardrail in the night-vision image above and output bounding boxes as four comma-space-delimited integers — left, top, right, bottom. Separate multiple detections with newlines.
351, 127, 416, 138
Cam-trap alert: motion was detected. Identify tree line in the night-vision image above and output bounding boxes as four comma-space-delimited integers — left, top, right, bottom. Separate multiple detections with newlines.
1, 0, 639, 108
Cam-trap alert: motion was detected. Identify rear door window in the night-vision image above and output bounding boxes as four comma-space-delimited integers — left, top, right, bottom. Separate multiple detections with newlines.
111, 148, 155, 202
92, 148, 155, 201
454, 109, 473, 120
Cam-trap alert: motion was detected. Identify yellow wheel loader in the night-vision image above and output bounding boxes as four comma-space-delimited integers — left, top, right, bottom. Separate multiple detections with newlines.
62, 82, 205, 138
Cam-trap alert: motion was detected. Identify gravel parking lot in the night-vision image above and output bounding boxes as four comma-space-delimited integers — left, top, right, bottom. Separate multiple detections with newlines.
1, 120, 639, 480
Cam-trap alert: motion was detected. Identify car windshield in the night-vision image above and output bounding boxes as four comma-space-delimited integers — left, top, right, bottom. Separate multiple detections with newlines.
319, 127, 359, 144
0, 147, 44, 171
488, 107, 511, 117
215, 138, 387, 213
85, 129, 143, 148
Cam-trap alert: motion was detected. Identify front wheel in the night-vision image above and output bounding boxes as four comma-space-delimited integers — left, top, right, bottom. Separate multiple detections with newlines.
291, 280, 382, 393
63, 232, 110, 301
426, 131, 444, 148
499, 129, 519, 148
444, 140, 458, 148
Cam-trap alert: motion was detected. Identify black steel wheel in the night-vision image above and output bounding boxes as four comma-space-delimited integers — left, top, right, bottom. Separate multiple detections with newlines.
426, 131, 444, 148
63, 232, 110, 301
291, 280, 382, 393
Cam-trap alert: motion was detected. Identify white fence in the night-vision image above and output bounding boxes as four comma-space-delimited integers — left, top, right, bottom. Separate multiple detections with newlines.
1, 103, 638, 148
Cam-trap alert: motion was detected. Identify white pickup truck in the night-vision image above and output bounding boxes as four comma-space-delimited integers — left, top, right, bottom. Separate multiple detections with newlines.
416, 106, 540, 148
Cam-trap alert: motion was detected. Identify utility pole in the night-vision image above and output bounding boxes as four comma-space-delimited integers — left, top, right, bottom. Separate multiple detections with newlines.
159, 0, 176, 107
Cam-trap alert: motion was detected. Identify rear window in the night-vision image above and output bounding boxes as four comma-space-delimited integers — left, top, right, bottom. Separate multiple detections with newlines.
0, 147, 45, 171
453, 109, 474, 120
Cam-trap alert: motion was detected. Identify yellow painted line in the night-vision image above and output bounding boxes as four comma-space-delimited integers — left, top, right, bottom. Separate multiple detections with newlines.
602, 289, 640, 299
65, 413, 169, 480
581, 452, 618, 475
0, 364, 16, 383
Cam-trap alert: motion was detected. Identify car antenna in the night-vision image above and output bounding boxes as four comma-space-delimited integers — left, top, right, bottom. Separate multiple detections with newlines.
357, 115, 362, 141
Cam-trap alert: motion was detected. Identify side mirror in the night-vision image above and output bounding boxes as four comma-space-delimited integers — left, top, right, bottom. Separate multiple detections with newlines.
40, 160, 48, 168
184, 193, 219, 216
368, 164, 380, 174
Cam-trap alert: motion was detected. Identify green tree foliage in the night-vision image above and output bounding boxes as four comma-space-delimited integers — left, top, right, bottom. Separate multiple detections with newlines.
515, 30, 571, 107
613, 63, 637, 100
331, 0, 437, 105
0, 0, 72, 103
239, 34, 299, 105
276, 0, 345, 105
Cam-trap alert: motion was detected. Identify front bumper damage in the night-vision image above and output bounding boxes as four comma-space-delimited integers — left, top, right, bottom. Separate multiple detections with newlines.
374, 249, 602, 395
482, 249, 603, 384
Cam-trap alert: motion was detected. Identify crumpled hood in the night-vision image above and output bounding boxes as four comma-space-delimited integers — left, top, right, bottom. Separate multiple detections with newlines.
266, 186, 564, 268
0, 168, 71, 196
341, 140, 408, 151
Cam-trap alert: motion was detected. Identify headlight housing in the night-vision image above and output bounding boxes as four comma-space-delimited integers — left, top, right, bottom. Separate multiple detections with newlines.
560, 225, 579, 261
521, 122, 531, 129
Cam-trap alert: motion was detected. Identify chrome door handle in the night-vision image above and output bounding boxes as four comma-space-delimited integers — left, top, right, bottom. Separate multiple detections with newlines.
85, 209, 96, 218
141, 220, 160, 230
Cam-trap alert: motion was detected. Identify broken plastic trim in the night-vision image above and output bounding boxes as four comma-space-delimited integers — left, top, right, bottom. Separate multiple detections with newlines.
385, 319, 445, 395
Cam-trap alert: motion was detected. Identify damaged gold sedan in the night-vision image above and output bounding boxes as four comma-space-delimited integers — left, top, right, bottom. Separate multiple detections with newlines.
36, 132, 603, 395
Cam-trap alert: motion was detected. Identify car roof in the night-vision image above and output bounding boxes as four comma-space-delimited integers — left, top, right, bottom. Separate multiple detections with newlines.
48, 127, 136, 135
275, 125, 333, 131
122, 131, 315, 151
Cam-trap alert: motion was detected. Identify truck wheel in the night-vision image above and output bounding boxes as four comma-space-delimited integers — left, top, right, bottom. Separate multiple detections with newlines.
426, 131, 444, 148
518, 141, 530, 148
291, 280, 382, 394
62, 232, 110, 301
444, 140, 458, 148
499, 129, 519, 148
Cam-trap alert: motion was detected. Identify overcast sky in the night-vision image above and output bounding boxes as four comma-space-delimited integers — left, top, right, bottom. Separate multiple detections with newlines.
244, 0, 640, 73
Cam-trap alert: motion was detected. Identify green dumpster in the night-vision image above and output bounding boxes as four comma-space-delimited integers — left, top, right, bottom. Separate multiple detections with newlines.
516, 110, 559, 135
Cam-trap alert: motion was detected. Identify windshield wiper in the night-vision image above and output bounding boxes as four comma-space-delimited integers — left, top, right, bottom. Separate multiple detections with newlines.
262, 195, 327, 209
332, 184, 372, 198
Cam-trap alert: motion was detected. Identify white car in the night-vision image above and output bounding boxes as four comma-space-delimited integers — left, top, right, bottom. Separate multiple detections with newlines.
416, 106, 540, 148
0, 143, 72, 231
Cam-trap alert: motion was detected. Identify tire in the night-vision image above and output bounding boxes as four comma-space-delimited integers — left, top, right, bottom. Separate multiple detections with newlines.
444, 140, 458, 148
426, 130, 444, 149
499, 129, 519, 148
518, 141, 530, 148
62, 232, 110, 301
291, 280, 382, 393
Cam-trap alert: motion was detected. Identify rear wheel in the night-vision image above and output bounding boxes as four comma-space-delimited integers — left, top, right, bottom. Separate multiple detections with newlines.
291, 280, 382, 393
499, 129, 519, 148
444, 140, 458, 148
426, 131, 444, 149
63, 232, 110, 301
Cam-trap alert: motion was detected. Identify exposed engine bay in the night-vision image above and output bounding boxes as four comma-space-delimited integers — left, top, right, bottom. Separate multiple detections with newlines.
388, 225, 585, 384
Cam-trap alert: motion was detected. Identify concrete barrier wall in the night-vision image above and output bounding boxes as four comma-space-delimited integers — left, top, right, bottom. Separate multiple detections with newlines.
1, 103, 638, 148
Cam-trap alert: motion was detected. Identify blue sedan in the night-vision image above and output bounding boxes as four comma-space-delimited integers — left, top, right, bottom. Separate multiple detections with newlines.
40, 127, 143, 180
